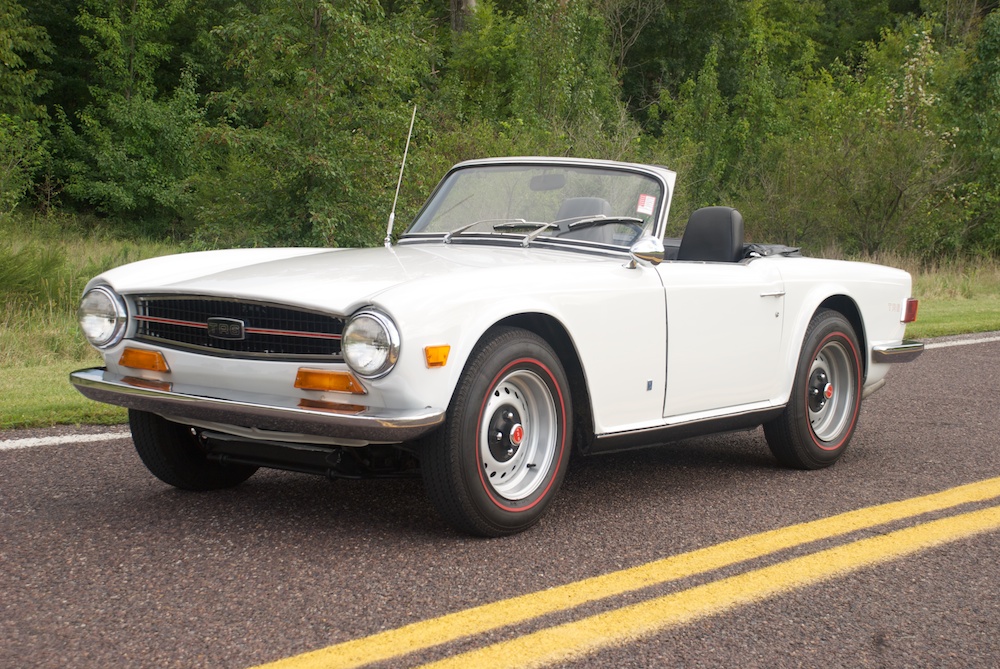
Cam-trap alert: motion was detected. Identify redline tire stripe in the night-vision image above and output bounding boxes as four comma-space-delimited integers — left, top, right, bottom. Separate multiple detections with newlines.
807, 331, 862, 451
475, 358, 568, 513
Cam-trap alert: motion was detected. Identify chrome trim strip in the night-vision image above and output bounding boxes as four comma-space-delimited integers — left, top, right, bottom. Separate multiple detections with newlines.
69, 368, 444, 444
872, 339, 925, 363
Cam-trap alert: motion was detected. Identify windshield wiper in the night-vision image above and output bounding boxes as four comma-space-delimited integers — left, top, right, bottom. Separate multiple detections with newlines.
490, 220, 558, 246
444, 219, 550, 244
443, 220, 483, 243
564, 215, 645, 231
521, 222, 558, 246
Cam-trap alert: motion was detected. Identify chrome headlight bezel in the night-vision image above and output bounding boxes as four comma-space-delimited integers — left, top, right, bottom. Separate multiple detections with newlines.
342, 310, 400, 379
78, 286, 128, 349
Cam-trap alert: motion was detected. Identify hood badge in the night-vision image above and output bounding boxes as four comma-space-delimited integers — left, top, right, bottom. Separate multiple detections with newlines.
207, 317, 246, 341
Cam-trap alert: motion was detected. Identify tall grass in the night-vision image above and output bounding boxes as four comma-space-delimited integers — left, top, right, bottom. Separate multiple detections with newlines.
1, 213, 180, 369
815, 248, 1000, 338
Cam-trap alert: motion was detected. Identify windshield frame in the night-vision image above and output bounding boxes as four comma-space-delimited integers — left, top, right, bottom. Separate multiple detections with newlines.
399, 157, 676, 255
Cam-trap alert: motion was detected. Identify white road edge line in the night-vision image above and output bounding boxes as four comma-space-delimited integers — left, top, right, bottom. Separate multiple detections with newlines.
0, 432, 131, 451
2, 335, 996, 451
924, 334, 1000, 350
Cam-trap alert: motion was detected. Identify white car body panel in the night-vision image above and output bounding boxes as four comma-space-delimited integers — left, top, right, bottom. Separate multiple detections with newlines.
72, 157, 920, 455
657, 260, 786, 417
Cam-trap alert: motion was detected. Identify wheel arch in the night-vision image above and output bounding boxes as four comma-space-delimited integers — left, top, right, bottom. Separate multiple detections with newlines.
816, 295, 867, 379
488, 313, 594, 455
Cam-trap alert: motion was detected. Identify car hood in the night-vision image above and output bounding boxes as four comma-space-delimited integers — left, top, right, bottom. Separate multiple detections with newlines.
95, 244, 598, 313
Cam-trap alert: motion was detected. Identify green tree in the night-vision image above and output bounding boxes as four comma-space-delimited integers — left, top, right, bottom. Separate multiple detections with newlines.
0, 0, 53, 119
949, 9, 1000, 253
76, 0, 186, 102
58, 0, 202, 230
0, 0, 51, 212
0, 114, 44, 212
191, 0, 435, 247
742, 21, 962, 255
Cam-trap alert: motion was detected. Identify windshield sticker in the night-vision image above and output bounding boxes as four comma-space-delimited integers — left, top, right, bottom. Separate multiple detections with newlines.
637, 194, 656, 216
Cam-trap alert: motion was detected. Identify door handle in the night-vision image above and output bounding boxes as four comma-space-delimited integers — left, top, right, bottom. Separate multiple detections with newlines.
760, 291, 785, 298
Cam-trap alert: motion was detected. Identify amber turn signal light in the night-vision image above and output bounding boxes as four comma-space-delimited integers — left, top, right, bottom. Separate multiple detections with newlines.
294, 368, 367, 394
903, 298, 919, 323
122, 376, 173, 392
298, 399, 365, 414
119, 348, 170, 373
424, 345, 451, 368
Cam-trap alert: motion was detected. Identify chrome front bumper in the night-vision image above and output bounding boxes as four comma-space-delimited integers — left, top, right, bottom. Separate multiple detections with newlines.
70, 368, 445, 444
872, 339, 925, 363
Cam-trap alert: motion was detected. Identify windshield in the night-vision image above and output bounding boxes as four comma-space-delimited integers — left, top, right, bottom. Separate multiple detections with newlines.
404, 164, 665, 248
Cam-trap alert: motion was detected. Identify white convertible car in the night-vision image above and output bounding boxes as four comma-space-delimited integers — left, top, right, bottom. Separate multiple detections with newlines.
72, 157, 923, 536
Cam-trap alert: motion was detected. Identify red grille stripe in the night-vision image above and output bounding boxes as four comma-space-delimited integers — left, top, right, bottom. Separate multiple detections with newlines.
134, 315, 207, 329
244, 327, 341, 340
134, 315, 340, 340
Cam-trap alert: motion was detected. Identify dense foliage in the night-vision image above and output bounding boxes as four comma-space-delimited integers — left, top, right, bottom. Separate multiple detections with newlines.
2, 0, 999, 256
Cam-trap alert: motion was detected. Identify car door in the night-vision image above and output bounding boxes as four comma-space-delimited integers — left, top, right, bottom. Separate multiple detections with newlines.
656, 260, 785, 418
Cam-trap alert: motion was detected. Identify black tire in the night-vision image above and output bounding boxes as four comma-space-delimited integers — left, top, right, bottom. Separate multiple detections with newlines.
128, 409, 258, 490
764, 309, 863, 470
421, 327, 572, 536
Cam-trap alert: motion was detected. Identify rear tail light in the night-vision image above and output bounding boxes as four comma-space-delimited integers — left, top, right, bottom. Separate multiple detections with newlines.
903, 298, 919, 323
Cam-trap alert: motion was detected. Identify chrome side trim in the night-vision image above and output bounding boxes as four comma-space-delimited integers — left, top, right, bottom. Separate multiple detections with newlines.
69, 368, 444, 444
872, 340, 925, 364
584, 405, 786, 455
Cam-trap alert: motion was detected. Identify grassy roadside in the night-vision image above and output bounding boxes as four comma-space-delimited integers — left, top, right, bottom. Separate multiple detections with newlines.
0, 359, 128, 428
906, 261, 1000, 338
1, 213, 179, 430
2, 215, 999, 430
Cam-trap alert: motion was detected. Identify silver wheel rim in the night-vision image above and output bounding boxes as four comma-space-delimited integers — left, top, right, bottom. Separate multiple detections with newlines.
479, 368, 558, 501
807, 339, 857, 444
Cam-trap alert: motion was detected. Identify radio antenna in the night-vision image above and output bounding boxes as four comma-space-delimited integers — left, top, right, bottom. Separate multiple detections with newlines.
385, 105, 417, 248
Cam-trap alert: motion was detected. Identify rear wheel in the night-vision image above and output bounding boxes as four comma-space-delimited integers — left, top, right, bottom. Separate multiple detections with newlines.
421, 327, 572, 536
764, 309, 863, 469
129, 410, 258, 490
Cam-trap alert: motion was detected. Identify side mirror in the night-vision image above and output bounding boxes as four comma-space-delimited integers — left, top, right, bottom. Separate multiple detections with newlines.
626, 236, 665, 268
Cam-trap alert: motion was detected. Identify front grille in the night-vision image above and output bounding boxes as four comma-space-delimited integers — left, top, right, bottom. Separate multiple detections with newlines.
133, 296, 344, 360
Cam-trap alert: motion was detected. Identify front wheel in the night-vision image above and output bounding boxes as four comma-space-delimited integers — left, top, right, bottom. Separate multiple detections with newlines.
129, 410, 258, 490
421, 327, 572, 536
764, 310, 863, 470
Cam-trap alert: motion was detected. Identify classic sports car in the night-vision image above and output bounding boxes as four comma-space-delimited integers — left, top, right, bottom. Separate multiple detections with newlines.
72, 157, 924, 536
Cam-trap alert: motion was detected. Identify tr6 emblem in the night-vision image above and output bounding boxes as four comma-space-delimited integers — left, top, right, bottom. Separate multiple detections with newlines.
207, 317, 246, 341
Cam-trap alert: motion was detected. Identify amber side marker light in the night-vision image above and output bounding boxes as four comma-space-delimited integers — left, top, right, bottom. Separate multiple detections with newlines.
424, 345, 451, 368
294, 368, 367, 394
119, 348, 170, 373
122, 376, 173, 392
298, 398, 365, 415
903, 298, 919, 323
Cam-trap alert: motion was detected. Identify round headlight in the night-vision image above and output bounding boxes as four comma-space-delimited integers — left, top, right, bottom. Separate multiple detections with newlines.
342, 310, 400, 378
78, 286, 127, 349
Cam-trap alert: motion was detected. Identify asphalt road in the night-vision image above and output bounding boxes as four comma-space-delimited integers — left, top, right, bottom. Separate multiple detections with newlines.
2, 333, 999, 669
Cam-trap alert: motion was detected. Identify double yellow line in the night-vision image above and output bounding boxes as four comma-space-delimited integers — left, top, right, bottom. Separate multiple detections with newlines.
254, 477, 1000, 669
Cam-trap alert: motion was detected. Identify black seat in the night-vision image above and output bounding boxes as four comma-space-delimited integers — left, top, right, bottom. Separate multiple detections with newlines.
554, 197, 615, 243
677, 207, 745, 262
555, 197, 613, 220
